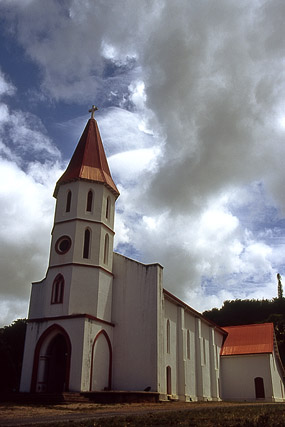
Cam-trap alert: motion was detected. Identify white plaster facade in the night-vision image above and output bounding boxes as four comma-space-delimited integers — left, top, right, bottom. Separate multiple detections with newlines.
220, 352, 285, 402
20, 116, 285, 402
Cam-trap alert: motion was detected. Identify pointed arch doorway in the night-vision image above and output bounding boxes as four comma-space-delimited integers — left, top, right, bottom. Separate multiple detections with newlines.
31, 325, 71, 393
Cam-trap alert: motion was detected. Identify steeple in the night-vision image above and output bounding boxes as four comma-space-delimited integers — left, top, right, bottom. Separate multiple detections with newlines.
54, 115, 119, 198
38, 108, 119, 322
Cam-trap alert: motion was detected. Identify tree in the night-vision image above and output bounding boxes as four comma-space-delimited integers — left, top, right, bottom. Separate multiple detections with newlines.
0, 319, 27, 392
277, 273, 284, 299
203, 298, 285, 365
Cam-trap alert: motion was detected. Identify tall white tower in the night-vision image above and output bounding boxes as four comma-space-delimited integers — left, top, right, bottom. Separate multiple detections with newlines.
20, 108, 119, 393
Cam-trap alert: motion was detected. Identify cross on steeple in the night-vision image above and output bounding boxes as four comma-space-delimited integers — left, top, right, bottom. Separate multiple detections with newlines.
89, 105, 98, 119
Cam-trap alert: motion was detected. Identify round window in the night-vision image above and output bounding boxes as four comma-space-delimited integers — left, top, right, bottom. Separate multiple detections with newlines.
55, 236, 72, 254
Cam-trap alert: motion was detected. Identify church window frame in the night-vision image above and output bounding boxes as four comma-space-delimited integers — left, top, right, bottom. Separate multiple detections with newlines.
51, 274, 64, 304
83, 228, 91, 259
55, 235, 72, 255
66, 190, 72, 213
166, 366, 171, 395
215, 344, 219, 369
106, 196, 110, 220
186, 330, 191, 359
166, 319, 170, 354
89, 329, 112, 391
104, 233, 109, 265
86, 190, 93, 212
202, 338, 206, 365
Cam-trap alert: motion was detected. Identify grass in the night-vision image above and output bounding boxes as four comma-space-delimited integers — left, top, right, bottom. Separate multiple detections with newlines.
44, 403, 285, 427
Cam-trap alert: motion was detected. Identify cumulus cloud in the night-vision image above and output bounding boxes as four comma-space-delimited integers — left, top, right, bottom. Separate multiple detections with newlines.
0, 0, 285, 321
0, 69, 63, 325
0, 158, 62, 326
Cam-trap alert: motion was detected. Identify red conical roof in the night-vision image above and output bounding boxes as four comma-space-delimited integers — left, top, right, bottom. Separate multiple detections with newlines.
54, 118, 119, 198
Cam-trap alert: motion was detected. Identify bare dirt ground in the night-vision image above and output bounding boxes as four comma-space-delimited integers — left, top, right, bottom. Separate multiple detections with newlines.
0, 401, 274, 427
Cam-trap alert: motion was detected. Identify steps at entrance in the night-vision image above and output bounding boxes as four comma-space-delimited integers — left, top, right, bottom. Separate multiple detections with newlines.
0, 391, 160, 405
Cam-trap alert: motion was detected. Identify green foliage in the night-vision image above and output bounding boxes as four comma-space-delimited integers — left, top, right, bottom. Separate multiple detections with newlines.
0, 319, 27, 392
203, 298, 285, 364
277, 273, 283, 299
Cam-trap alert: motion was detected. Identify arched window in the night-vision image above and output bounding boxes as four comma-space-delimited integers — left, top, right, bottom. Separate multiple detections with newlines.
51, 274, 64, 304
106, 197, 110, 219
83, 229, 91, 259
86, 190, 93, 212
66, 191, 72, 213
104, 234, 109, 264
166, 319, 170, 354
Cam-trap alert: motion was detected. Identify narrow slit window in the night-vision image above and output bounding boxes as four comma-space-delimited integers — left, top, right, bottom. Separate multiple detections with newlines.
202, 338, 206, 365
66, 191, 72, 213
166, 320, 170, 354
83, 229, 91, 259
104, 234, 109, 264
187, 330, 190, 359
51, 274, 64, 304
86, 190, 93, 212
166, 366, 171, 395
106, 197, 110, 219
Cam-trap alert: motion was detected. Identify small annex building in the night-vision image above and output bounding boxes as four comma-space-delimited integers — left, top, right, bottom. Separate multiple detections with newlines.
20, 109, 285, 402
220, 323, 285, 401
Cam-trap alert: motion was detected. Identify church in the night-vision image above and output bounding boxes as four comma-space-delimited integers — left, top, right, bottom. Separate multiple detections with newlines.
20, 108, 285, 402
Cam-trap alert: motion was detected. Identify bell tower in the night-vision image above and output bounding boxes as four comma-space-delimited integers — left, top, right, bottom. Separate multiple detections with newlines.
42, 106, 120, 321
21, 107, 119, 392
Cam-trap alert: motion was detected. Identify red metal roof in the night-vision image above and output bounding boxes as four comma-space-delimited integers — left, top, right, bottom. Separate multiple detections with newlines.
54, 118, 119, 197
221, 323, 274, 356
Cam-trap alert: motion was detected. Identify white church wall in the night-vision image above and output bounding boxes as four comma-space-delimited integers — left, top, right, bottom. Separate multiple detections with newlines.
28, 281, 45, 319
28, 264, 114, 322
198, 322, 222, 400
20, 322, 40, 391
96, 271, 113, 321
49, 220, 77, 267
200, 321, 212, 398
270, 352, 285, 402
208, 328, 222, 400
162, 296, 224, 401
101, 186, 116, 230
220, 354, 273, 401
68, 267, 113, 321
54, 182, 116, 228
184, 312, 197, 399
164, 299, 178, 397
52, 182, 115, 271
20, 317, 86, 392
54, 183, 79, 223
29, 266, 73, 319
112, 253, 163, 392
45, 267, 72, 317
80, 319, 114, 392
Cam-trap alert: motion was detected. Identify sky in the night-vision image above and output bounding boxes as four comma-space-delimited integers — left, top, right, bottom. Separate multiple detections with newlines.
0, 0, 285, 327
